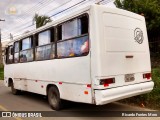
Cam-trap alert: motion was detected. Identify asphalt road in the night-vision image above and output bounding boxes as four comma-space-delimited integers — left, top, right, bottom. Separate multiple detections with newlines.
0, 80, 159, 120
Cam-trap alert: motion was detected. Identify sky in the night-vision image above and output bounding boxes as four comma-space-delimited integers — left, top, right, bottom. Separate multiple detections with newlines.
0, 0, 116, 41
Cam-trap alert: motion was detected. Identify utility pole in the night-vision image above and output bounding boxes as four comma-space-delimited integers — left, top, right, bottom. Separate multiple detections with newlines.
0, 19, 5, 65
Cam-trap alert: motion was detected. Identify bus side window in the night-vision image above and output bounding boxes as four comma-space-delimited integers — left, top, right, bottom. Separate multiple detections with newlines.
6, 46, 13, 64
57, 25, 62, 41
5, 47, 8, 64
57, 14, 89, 58
20, 37, 33, 63
51, 28, 55, 59
79, 15, 88, 35
14, 42, 19, 63
35, 30, 54, 61
57, 36, 89, 58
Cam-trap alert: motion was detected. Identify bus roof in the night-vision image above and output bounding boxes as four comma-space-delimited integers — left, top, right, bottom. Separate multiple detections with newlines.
6, 4, 143, 46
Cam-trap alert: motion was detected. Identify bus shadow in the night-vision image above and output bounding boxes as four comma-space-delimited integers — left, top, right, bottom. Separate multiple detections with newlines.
5, 91, 141, 117
17, 91, 127, 111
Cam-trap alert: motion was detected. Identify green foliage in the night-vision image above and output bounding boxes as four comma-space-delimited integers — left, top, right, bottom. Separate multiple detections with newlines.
0, 65, 4, 80
120, 68, 160, 110
33, 14, 52, 28
114, 0, 160, 31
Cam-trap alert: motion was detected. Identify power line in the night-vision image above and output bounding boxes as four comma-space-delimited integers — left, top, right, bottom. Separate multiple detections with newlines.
41, 0, 72, 16
2, 0, 73, 37
2, 0, 88, 37
14, 0, 56, 23
2, 0, 109, 40
3, 0, 55, 33
2, 0, 114, 40
50, 0, 87, 17
11, 0, 71, 29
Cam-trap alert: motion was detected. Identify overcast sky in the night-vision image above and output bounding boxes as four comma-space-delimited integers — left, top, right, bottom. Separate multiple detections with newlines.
0, 0, 115, 41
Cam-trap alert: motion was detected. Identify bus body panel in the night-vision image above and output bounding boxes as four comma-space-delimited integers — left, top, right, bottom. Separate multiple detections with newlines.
4, 5, 154, 106
95, 81, 154, 105
89, 6, 154, 104
4, 53, 92, 104
102, 12, 150, 76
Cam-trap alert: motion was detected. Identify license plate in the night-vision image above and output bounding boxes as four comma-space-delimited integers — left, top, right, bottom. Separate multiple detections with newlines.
125, 74, 135, 82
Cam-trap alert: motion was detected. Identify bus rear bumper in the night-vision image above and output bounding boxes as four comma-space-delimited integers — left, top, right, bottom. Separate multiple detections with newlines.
94, 81, 154, 105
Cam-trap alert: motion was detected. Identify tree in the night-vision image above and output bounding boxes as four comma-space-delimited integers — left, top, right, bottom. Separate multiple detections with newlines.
33, 14, 52, 28
114, 0, 160, 31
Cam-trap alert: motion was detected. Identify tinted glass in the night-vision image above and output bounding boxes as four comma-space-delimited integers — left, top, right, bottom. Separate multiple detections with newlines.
38, 30, 51, 46
57, 35, 89, 58
22, 38, 32, 50
8, 46, 13, 63
14, 53, 19, 63
62, 19, 81, 40
14, 42, 19, 53
36, 44, 52, 60
20, 49, 33, 62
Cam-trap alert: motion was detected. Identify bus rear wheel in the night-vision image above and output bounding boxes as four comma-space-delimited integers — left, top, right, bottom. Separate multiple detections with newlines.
11, 82, 20, 95
47, 86, 62, 110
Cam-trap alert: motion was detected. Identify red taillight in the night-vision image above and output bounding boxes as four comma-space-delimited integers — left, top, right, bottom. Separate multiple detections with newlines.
143, 73, 151, 80
100, 78, 115, 87
87, 84, 91, 88
59, 82, 62, 84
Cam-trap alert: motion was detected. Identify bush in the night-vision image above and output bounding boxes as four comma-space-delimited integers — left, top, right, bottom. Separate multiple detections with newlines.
0, 65, 4, 80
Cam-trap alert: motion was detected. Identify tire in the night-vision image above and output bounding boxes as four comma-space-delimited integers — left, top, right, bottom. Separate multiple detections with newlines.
47, 86, 62, 110
11, 82, 21, 95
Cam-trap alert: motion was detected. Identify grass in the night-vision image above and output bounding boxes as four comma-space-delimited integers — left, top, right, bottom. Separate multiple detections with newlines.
0, 65, 4, 80
119, 68, 160, 110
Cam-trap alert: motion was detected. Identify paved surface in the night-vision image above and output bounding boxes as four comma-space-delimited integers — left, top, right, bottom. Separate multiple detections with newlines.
0, 80, 159, 120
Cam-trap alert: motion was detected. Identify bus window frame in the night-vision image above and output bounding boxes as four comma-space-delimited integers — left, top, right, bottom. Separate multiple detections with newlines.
19, 36, 34, 63
55, 13, 90, 59
6, 45, 14, 64
13, 41, 20, 63
5, 13, 90, 63
35, 27, 55, 61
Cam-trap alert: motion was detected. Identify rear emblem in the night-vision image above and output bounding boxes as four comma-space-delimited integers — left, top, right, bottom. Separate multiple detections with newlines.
134, 28, 143, 44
